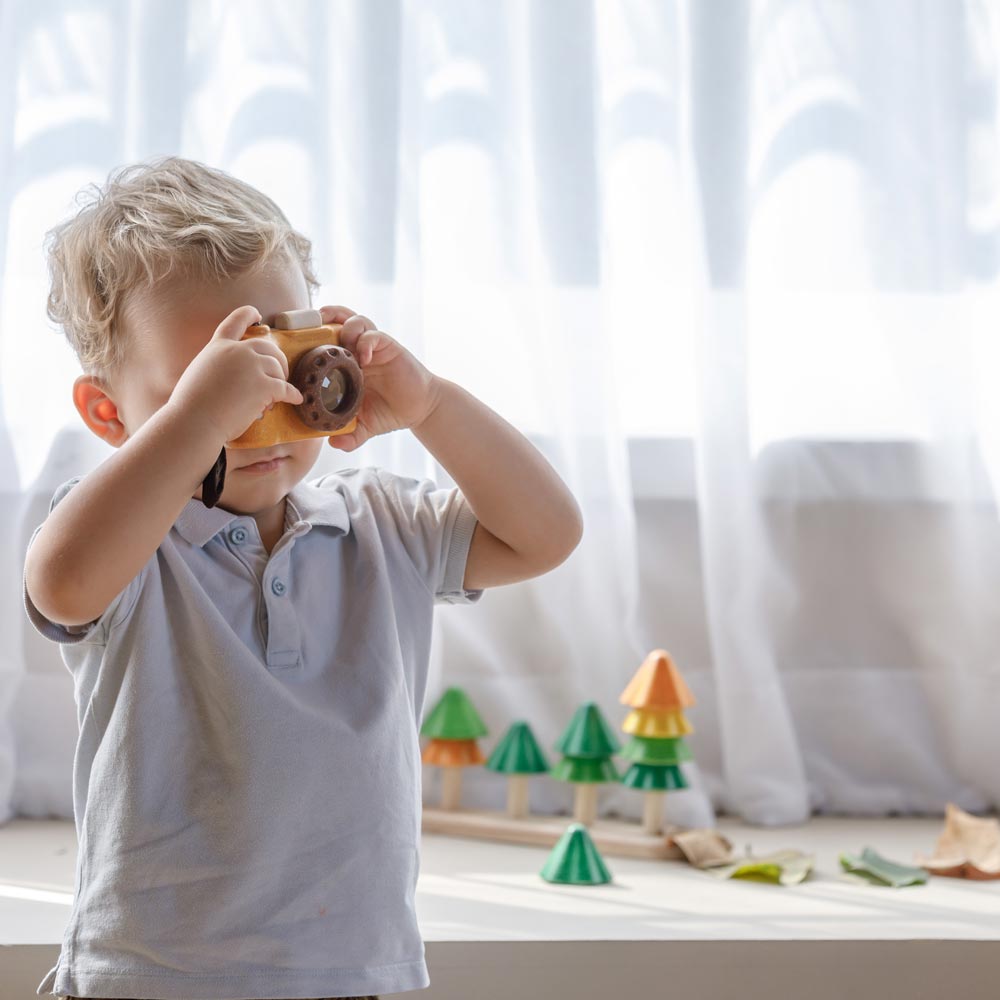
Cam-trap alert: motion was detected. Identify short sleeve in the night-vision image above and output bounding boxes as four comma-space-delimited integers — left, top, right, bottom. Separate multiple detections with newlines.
23, 476, 146, 644
373, 468, 485, 605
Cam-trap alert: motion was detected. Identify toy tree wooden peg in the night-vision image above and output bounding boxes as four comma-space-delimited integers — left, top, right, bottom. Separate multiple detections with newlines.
618, 648, 697, 835
420, 687, 488, 810
551, 702, 620, 826
485, 720, 550, 818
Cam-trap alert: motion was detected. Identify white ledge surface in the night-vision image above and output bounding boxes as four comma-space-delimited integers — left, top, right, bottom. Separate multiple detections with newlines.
2, 815, 999, 1000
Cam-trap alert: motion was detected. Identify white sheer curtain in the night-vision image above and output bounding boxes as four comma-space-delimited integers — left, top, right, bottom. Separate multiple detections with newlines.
2, 0, 998, 830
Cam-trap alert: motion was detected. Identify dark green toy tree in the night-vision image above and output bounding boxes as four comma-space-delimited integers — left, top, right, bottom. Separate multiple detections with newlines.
485, 720, 550, 819
421, 687, 488, 810
550, 701, 620, 826
541, 822, 612, 885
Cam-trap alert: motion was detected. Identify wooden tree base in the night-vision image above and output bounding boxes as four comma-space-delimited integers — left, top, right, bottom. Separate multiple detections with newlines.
422, 805, 687, 860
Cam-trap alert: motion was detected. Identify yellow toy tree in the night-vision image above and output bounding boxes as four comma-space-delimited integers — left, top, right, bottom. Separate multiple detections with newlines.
619, 649, 696, 835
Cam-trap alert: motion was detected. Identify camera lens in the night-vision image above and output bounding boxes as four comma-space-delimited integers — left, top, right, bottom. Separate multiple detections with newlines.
290, 344, 364, 431
319, 369, 347, 411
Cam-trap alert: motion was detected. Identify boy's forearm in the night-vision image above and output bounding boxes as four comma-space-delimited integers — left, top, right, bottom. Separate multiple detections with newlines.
410, 376, 583, 565
25, 403, 223, 627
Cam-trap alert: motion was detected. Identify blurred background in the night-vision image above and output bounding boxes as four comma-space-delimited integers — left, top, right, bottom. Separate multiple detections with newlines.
2, 0, 999, 830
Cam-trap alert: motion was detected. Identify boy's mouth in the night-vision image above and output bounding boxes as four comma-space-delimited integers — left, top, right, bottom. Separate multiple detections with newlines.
236, 453, 289, 474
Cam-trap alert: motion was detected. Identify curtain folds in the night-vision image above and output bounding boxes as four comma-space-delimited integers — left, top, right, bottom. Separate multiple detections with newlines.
2, 0, 997, 828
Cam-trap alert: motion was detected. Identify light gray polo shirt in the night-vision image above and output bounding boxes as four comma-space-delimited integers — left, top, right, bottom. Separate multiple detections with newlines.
23, 466, 483, 1000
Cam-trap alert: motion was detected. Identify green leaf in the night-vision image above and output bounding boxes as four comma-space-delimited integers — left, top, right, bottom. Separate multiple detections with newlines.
707, 849, 814, 886
839, 848, 928, 887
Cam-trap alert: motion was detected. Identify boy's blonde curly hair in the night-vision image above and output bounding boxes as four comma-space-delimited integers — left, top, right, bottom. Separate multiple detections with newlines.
44, 155, 321, 382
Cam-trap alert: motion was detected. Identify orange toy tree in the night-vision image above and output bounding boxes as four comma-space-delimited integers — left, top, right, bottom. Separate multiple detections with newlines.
421, 687, 488, 810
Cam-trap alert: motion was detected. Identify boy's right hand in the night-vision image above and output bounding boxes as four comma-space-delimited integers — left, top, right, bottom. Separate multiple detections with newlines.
165, 305, 305, 444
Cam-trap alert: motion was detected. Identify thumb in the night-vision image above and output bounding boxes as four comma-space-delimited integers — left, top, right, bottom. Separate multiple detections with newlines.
327, 430, 359, 451
211, 305, 263, 342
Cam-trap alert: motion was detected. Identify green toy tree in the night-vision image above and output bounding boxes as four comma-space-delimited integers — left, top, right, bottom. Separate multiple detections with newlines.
551, 701, 620, 826
541, 823, 612, 885
618, 649, 696, 834
421, 687, 488, 810
485, 720, 550, 819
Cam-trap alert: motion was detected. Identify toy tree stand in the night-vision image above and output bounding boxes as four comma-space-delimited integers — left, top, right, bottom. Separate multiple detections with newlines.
484, 721, 550, 818
420, 687, 488, 810
421, 662, 695, 861
619, 649, 696, 835
551, 702, 620, 826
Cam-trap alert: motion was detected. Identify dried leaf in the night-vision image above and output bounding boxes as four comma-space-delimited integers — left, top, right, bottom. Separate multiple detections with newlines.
668, 829, 735, 867
916, 803, 1000, 880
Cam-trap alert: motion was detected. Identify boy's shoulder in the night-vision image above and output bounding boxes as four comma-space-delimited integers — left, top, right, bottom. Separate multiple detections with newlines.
44, 466, 463, 547
44, 466, 451, 531
311, 464, 425, 491
306, 465, 453, 514
46, 474, 85, 511
25, 474, 151, 646
308, 465, 482, 606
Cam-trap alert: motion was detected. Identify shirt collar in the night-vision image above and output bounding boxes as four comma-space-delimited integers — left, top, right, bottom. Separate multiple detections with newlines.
172, 476, 351, 547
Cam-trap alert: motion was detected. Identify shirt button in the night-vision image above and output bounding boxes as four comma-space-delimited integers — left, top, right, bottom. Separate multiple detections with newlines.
271, 578, 286, 596
229, 526, 248, 545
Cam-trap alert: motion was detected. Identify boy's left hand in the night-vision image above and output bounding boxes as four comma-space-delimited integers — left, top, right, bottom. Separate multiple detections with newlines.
318, 304, 440, 451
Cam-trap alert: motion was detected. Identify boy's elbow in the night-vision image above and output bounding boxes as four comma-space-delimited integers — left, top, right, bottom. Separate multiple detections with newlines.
565, 498, 584, 551
561, 512, 584, 562
539, 503, 584, 571
25, 550, 105, 628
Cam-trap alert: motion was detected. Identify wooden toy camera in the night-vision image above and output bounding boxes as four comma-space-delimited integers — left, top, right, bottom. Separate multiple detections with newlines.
230, 307, 364, 447
200, 307, 365, 506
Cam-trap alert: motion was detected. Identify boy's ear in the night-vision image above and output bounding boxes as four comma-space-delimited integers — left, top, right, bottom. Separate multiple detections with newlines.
73, 376, 128, 447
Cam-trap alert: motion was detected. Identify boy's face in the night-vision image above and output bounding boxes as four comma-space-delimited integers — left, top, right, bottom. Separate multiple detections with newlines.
75, 253, 325, 515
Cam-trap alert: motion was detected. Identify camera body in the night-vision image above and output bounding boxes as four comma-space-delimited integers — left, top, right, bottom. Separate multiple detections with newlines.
228, 308, 364, 448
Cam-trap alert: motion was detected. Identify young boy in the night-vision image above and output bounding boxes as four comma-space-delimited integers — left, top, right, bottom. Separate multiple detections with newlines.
23, 156, 583, 1000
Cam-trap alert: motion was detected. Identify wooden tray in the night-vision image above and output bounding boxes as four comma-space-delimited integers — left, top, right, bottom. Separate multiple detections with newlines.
422, 806, 686, 860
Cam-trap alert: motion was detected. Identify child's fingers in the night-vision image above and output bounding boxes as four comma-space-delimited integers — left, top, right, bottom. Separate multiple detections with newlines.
346, 313, 376, 331
327, 430, 359, 451
249, 338, 292, 381
213, 305, 262, 342
275, 377, 304, 406
356, 330, 380, 366
339, 314, 376, 352
319, 304, 357, 325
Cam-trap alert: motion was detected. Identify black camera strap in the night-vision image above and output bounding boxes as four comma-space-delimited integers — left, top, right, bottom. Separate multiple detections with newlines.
201, 447, 227, 508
